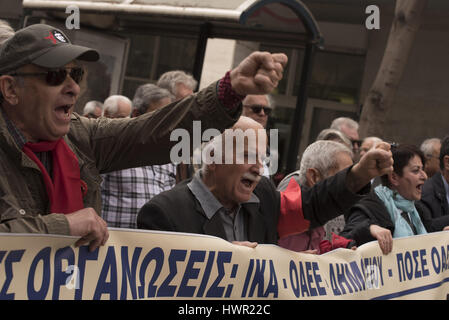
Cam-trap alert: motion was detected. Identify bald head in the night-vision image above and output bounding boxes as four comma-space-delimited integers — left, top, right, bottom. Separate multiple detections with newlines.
201, 116, 267, 208
202, 116, 266, 167
232, 115, 264, 131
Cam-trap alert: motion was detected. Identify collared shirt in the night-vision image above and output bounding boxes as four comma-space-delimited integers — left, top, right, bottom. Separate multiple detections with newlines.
187, 170, 259, 242
442, 174, 449, 206
101, 164, 176, 229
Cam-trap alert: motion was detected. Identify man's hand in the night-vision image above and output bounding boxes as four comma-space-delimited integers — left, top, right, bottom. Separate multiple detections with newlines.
370, 224, 393, 255
65, 207, 109, 252
232, 241, 258, 248
230, 51, 288, 95
301, 249, 318, 255
347, 142, 394, 192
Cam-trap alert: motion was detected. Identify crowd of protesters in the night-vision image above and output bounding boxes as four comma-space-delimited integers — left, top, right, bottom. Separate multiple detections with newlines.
0, 22, 448, 259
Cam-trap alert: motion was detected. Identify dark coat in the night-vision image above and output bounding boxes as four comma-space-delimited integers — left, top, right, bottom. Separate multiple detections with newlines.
419, 172, 449, 228
137, 168, 369, 244
340, 191, 437, 246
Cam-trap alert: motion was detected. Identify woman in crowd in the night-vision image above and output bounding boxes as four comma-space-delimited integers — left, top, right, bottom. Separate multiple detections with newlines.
340, 144, 441, 255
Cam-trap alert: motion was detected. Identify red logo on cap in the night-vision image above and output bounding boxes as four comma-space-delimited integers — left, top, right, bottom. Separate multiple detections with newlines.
44, 31, 57, 44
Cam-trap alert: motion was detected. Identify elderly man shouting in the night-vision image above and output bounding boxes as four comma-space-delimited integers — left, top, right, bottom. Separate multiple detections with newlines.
0, 24, 287, 251
137, 116, 394, 246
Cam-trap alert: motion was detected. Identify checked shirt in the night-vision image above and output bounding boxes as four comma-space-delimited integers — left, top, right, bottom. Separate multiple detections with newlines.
101, 164, 176, 228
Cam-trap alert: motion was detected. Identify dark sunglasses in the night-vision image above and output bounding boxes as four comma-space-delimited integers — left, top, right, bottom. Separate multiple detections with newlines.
245, 105, 272, 116
9, 67, 84, 86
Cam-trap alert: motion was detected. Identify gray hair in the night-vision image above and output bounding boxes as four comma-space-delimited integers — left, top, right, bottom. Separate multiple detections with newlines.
83, 100, 103, 115
132, 83, 174, 116
420, 138, 441, 158
297, 140, 353, 186
157, 70, 197, 96
316, 128, 352, 149
330, 117, 359, 131
103, 95, 132, 116
0, 19, 14, 45
242, 94, 276, 110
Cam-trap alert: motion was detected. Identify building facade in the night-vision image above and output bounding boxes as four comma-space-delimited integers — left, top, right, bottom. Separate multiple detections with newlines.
3, 0, 449, 175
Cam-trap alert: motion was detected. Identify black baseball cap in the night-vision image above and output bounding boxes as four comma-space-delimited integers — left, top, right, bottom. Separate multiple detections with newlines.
0, 24, 99, 74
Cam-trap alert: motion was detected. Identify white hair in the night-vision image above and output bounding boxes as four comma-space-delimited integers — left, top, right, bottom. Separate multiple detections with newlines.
103, 95, 132, 117
132, 83, 174, 115
330, 117, 359, 131
297, 140, 353, 186
420, 138, 441, 157
199, 118, 266, 173
83, 100, 103, 115
157, 70, 197, 96
316, 128, 352, 150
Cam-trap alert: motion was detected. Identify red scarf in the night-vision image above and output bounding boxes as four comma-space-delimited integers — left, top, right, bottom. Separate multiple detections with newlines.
277, 178, 310, 239
22, 139, 84, 214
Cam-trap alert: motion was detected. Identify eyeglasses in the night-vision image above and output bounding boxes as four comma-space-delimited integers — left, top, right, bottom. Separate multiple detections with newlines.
9, 67, 84, 86
244, 105, 272, 116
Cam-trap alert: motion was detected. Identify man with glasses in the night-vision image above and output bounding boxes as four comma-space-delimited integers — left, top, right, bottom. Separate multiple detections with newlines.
242, 94, 273, 129
241, 94, 275, 178
0, 24, 288, 251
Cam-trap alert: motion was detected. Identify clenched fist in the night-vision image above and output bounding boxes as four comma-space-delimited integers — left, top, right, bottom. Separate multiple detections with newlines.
230, 51, 288, 95
347, 142, 394, 193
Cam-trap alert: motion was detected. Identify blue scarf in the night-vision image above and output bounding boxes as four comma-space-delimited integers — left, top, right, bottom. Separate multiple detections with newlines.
374, 185, 427, 238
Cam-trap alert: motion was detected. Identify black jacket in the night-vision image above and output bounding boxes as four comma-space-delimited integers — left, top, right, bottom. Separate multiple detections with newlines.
137, 168, 369, 244
340, 191, 437, 246
419, 172, 449, 227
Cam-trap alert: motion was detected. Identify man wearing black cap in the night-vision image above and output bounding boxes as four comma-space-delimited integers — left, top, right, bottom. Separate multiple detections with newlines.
0, 24, 288, 251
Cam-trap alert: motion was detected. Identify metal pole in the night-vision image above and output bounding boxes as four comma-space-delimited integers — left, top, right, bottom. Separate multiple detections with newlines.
285, 42, 316, 174
192, 22, 211, 88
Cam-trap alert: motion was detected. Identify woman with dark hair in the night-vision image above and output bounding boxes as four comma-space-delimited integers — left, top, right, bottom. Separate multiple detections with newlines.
340, 144, 435, 254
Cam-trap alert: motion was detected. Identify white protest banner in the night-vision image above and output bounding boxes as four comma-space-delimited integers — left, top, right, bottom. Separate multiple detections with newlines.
0, 229, 448, 300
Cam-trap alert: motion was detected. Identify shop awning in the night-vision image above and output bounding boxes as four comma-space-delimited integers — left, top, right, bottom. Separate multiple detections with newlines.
23, 0, 322, 46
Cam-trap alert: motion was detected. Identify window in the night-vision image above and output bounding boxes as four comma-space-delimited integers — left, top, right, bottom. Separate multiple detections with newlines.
121, 34, 197, 99
298, 51, 365, 105
259, 43, 365, 174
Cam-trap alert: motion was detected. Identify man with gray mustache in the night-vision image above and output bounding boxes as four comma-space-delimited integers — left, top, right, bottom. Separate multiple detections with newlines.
137, 116, 394, 247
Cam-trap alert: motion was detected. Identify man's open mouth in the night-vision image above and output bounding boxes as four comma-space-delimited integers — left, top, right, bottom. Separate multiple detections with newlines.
241, 173, 261, 188
56, 105, 71, 114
